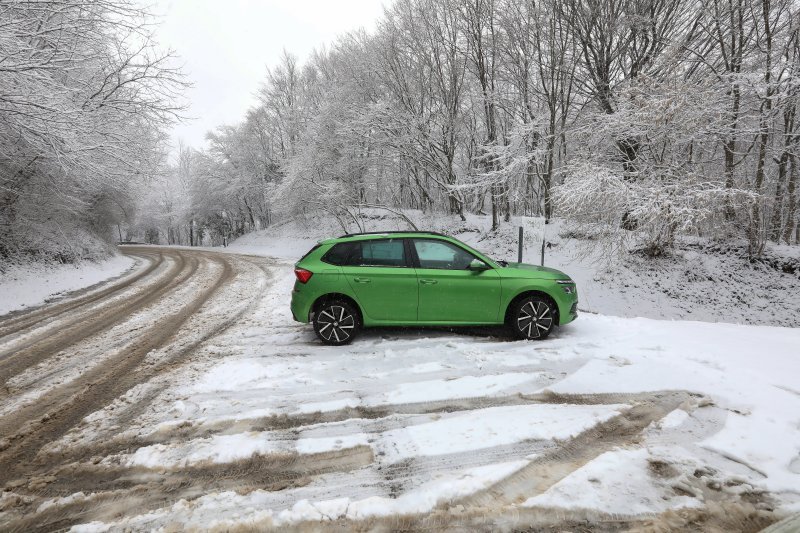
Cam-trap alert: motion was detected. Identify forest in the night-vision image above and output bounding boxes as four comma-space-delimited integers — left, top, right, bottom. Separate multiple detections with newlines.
3, 0, 800, 261
0, 0, 185, 261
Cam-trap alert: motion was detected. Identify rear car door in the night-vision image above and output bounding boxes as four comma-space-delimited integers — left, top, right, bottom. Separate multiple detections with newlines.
339, 238, 418, 322
411, 238, 501, 324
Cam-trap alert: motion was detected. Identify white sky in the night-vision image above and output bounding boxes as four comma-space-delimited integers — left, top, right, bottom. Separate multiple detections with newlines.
154, 0, 387, 154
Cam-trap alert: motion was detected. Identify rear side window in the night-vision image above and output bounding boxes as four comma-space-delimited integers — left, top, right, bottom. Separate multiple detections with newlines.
359, 239, 406, 267
321, 242, 358, 265
324, 239, 408, 267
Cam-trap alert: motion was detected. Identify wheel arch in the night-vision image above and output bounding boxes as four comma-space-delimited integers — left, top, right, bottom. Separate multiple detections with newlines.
311, 293, 364, 324
504, 290, 560, 325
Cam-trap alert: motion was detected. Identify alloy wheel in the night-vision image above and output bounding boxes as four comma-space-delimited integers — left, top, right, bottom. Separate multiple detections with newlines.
316, 305, 356, 343
517, 300, 553, 339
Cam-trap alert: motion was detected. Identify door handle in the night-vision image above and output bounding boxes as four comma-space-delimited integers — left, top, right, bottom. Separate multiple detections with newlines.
419, 279, 438, 285
353, 277, 371, 283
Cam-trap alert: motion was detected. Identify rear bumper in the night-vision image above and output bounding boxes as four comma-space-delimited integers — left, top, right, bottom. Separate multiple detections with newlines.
290, 285, 313, 323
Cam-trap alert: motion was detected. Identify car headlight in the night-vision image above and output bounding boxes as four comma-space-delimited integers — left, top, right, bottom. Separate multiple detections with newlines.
556, 279, 576, 294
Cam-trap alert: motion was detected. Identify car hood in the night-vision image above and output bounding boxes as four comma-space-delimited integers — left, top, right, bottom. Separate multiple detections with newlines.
500, 262, 571, 279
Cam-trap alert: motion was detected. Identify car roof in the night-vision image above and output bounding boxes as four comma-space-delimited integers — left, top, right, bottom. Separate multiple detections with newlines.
320, 231, 453, 244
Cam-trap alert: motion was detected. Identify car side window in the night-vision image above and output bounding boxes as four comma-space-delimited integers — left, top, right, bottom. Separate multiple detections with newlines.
413, 239, 476, 270
355, 239, 407, 267
321, 242, 358, 266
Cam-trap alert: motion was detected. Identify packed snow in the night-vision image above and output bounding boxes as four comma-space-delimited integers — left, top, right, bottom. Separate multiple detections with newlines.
523, 448, 703, 514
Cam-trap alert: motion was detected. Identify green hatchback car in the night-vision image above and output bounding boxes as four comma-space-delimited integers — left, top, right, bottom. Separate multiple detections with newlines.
290, 231, 578, 345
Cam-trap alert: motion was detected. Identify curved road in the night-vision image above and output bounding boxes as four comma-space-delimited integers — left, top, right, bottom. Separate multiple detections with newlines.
0, 247, 274, 531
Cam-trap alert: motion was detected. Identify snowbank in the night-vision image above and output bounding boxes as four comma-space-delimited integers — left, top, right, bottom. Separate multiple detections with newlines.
0, 254, 136, 315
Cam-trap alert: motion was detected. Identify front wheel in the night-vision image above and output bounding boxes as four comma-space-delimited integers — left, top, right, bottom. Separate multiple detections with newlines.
313, 300, 360, 345
509, 296, 556, 340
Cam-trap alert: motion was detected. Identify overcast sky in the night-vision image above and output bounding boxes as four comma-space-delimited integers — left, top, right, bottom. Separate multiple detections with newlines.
154, 0, 387, 154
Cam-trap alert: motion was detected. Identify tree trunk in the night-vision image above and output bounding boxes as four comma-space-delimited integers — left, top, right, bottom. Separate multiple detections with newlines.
748, 0, 774, 257
770, 151, 788, 241
723, 86, 741, 221
784, 152, 798, 244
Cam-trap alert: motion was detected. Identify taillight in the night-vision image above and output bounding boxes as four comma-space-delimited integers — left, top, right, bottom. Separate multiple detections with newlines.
294, 267, 313, 283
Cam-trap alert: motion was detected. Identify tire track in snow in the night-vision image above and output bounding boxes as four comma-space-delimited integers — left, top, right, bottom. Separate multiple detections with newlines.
6, 446, 374, 533
31, 391, 670, 463
0, 250, 189, 383
0, 252, 160, 338
35, 254, 278, 459
457, 391, 691, 508
0, 249, 234, 487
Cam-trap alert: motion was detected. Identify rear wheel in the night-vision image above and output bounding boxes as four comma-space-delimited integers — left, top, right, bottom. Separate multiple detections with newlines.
313, 300, 360, 345
509, 295, 555, 340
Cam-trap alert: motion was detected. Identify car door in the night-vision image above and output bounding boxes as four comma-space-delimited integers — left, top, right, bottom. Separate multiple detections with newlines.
340, 238, 418, 322
410, 238, 501, 324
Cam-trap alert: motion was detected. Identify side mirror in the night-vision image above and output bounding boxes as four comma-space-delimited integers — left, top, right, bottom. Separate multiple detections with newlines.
468, 259, 490, 271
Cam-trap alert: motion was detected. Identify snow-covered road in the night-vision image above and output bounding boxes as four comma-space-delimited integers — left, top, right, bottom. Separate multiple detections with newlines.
1, 246, 798, 532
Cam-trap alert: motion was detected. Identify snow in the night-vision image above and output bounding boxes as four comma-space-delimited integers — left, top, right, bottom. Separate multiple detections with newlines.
111, 402, 618, 469
341, 460, 527, 518
117, 432, 370, 468
71, 460, 528, 532
523, 448, 702, 514
8, 217, 796, 530
659, 408, 690, 429
60, 248, 800, 531
383, 373, 543, 404
542, 314, 800, 495
379, 404, 624, 462
0, 254, 136, 315
191, 359, 287, 394
37, 492, 90, 514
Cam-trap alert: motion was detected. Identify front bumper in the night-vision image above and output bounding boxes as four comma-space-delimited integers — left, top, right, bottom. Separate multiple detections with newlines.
553, 286, 578, 326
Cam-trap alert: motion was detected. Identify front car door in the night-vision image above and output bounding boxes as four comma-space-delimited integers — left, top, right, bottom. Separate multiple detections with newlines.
410, 238, 501, 324
340, 238, 418, 323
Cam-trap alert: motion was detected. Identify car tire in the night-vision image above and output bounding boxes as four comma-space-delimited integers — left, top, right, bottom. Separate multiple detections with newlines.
509, 295, 556, 340
313, 299, 360, 346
